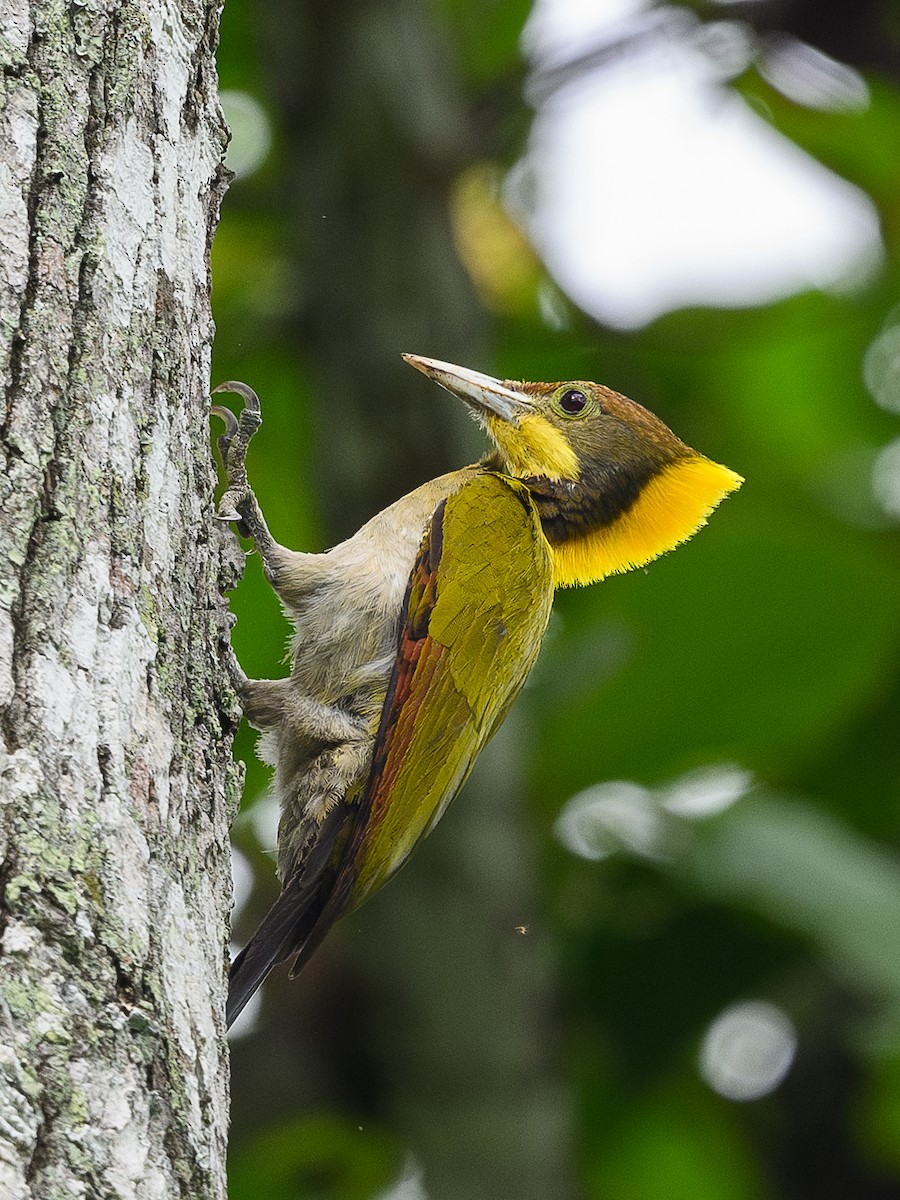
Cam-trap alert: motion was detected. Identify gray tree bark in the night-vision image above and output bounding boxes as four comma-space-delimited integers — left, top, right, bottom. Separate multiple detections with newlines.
0, 1, 235, 1197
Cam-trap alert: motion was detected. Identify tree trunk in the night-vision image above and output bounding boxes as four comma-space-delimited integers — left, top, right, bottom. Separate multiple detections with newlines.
0, 2, 234, 1197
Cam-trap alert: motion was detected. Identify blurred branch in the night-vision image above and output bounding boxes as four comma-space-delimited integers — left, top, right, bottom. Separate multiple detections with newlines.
527, 0, 899, 111
526, 8, 698, 105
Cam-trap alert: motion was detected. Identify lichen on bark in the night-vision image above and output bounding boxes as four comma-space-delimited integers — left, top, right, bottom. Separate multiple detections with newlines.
0, 1, 236, 1196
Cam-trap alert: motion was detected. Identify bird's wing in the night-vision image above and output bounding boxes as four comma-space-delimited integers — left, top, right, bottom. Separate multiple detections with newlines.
227, 471, 553, 1025
297, 470, 554, 953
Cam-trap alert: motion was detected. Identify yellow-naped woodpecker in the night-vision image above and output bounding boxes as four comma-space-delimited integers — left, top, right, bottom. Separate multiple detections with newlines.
213, 355, 742, 1027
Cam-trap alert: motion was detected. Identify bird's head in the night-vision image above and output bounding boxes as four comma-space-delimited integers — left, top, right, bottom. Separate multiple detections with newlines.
403, 354, 742, 587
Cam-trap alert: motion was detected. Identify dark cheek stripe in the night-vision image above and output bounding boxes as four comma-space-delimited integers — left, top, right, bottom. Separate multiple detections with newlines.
527, 459, 661, 544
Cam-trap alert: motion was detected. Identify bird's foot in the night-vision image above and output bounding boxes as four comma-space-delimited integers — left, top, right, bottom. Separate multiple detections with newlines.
214, 485, 255, 537
220, 639, 249, 698
211, 381, 263, 537
211, 380, 261, 484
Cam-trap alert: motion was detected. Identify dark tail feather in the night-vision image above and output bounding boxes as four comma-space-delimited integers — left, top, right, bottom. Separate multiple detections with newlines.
227, 798, 360, 1028
226, 868, 331, 1029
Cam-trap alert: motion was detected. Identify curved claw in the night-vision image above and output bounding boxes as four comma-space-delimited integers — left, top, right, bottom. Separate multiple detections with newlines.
211, 404, 240, 472
210, 380, 262, 481
215, 489, 253, 539
210, 403, 239, 439
212, 380, 261, 415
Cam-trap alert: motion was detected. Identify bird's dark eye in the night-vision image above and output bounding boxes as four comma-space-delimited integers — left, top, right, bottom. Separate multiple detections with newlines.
559, 388, 588, 415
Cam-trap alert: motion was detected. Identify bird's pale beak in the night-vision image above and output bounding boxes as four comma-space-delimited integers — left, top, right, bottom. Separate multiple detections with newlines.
403, 354, 532, 424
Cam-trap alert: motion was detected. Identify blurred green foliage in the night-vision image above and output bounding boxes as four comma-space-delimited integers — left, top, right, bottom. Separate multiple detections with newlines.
213, 2, 900, 1197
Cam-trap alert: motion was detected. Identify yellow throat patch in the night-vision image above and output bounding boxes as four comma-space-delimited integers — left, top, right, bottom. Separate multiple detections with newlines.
488, 412, 580, 481
551, 455, 743, 588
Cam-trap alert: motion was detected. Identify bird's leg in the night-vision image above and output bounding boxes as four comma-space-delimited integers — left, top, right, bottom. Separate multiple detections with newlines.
212, 383, 364, 757
211, 381, 298, 590
227, 634, 370, 754
222, 644, 292, 730
280, 691, 372, 748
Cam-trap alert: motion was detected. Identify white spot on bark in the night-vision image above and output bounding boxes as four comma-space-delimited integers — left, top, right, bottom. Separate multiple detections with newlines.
95, 121, 157, 327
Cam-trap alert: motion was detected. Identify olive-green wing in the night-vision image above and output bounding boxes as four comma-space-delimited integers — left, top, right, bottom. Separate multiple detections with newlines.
322, 470, 555, 923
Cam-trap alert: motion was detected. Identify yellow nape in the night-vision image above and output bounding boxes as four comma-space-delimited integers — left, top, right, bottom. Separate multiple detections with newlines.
552, 456, 743, 588
488, 412, 580, 481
